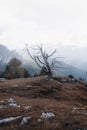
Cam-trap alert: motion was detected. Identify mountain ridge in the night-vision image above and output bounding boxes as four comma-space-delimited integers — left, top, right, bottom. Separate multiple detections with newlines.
0, 44, 86, 80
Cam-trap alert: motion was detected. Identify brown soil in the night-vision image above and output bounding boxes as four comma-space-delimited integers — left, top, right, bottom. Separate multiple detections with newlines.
0, 76, 87, 130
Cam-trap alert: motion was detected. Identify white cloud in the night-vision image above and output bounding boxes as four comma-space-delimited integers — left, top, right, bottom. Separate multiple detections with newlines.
0, 0, 87, 49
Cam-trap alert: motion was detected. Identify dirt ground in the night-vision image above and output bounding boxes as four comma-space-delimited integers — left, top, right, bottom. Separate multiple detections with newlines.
0, 76, 87, 130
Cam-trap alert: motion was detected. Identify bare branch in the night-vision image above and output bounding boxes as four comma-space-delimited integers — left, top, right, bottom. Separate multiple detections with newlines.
48, 50, 56, 57
26, 44, 35, 60
36, 56, 46, 65
34, 57, 42, 69
30, 46, 40, 50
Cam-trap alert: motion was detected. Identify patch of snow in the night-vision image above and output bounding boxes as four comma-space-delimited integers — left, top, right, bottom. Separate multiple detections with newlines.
72, 107, 87, 113
20, 116, 31, 126
8, 98, 16, 103
0, 100, 4, 103
37, 118, 42, 122
24, 106, 31, 110
25, 85, 32, 90
41, 112, 55, 118
0, 78, 5, 82
8, 98, 20, 108
73, 107, 85, 111
74, 107, 83, 110
26, 85, 32, 88
0, 105, 6, 109
12, 85, 18, 87
61, 79, 67, 82
0, 116, 21, 124
9, 103, 20, 108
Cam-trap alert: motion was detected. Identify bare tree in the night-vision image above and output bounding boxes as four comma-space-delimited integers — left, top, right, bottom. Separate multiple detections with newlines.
26, 44, 62, 80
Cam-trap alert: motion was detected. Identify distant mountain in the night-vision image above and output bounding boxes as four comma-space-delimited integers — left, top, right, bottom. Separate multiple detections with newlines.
0, 44, 87, 80
24, 61, 87, 80
54, 63, 87, 81
22, 62, 39, 76
0, 44, 21, 72
0, 44, 39, 75
55, 44, 87, 71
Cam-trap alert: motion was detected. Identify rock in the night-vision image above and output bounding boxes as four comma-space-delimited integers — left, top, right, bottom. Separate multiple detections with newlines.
20, 116, 31, 126
41, 112, 55, 118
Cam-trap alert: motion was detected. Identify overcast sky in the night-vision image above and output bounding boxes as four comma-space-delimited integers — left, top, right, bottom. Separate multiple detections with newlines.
0, 0, 87, 50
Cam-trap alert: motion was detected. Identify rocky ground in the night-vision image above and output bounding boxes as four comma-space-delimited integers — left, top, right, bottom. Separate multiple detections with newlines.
0, 76, 87, 130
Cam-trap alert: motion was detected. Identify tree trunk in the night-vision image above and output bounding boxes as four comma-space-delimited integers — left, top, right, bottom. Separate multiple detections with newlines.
47, 65, 52, 80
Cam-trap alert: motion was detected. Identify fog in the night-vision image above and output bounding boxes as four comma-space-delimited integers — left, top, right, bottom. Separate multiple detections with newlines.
15, 43, 87, 71
0, 0, 87, 70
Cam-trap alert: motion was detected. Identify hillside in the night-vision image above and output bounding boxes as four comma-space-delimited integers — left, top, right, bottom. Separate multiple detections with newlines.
55, 64, 87, 81
0, 44, 39, 76
0, 44, 87, 80
0, 44, 21, 72
0, 76, 87, 130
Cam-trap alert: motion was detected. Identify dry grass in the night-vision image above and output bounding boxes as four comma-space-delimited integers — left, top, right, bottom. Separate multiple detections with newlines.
0, 76, 87, 130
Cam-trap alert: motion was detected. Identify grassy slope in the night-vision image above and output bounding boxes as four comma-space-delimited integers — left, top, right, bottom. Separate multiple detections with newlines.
0, 76, 87, 130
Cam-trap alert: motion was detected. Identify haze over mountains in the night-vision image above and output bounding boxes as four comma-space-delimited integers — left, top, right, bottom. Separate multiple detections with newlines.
0, 43, 87, 80
56, 44, 87, 71
0, 44, 21, 72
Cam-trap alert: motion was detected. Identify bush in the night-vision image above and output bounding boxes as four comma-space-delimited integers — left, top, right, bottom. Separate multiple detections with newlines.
3, 58, 30, 79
